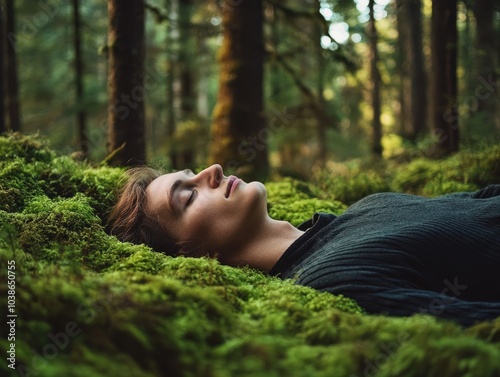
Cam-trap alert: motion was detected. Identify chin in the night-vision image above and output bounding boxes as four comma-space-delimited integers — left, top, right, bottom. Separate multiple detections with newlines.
246, 181, 267, 200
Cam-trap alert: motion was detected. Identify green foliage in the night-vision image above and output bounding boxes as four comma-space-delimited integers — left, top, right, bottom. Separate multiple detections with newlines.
266, 178, 347, 225
311, 161, 392, 205
392, 145, 500, 196
1, 134, 500, 377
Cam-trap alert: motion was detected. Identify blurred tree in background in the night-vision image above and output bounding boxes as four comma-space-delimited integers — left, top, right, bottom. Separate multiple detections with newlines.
395, 0, 427, 144
0, 0, 499, 179
107, 0, 146, 166
72, 0, 88, 159
431, 0, 458, 157
5, 0, 21, 132
208, 0, 269, 180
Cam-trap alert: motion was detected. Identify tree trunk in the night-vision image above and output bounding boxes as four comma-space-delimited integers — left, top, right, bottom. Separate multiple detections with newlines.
368, 0, 382, 157
431, 0, 458, 156
396, 0, 428, 142
177, 0, 196, 167
472, 0, 498, 132
395, 0, 411, 140
72, 0, 88, 158
315, 3, 327, 166
5, 0, 20, 132
209, 0, 269, 181
165, 0, 178, 168
107, 0, 146, 166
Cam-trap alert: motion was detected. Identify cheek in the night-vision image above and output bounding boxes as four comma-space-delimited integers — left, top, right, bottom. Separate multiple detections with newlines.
180, 184, 267, 248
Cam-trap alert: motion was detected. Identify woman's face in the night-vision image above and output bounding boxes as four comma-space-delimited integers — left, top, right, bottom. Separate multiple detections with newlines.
145, 164, 267, 257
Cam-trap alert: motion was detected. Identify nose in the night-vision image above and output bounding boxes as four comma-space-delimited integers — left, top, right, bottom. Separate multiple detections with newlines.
194, 164, 223, 189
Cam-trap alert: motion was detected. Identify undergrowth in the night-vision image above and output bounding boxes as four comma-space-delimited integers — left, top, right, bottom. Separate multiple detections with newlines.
1, 132, 499, 377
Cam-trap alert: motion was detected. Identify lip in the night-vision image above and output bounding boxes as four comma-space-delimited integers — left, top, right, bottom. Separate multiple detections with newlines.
225, 176, 240, 198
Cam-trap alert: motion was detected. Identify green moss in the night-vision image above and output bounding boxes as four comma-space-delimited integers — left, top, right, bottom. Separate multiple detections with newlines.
266, 178, 347, 225
311, 162, 392, 205
392, 145, 500, 197
0, 132, 55, 163
1, 133, 500, 377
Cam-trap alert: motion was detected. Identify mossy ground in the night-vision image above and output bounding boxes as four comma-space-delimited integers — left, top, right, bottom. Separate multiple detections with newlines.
1, 133, 499, 377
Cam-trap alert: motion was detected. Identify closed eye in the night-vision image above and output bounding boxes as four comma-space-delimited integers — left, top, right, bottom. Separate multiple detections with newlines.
186, 189, 196, 207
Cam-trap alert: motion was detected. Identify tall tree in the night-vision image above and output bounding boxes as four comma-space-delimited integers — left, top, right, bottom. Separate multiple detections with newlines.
431, 0, 458, 156
472, 0, 498, 132
209, 0, 269, 180
165, 0, 178, 168
396, 0, 427, 142
314, 3, 328, 166
72, 0, 88, 158
177, 0, 196, 167
367, 0, 382, 157
107, 0, 146, 166
5, 0, 20, 132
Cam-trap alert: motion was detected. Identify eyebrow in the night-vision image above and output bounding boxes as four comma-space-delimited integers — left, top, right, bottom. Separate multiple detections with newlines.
168, 169, 193, 215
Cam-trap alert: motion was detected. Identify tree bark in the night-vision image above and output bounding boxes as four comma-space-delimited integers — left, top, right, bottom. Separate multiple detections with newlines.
472, 0, 498, 132
165, 0, 178, 168
209, 0, 269, 181
107, 0, 146, 166
395, 0, 411, 140
368, 0, 382, 157
431, 0, 458, 156
5, 0, 20, 132
315, 2, 327, 166
177, 0, 196, 167
396, 0, 428, 142
72, 0, 88, 158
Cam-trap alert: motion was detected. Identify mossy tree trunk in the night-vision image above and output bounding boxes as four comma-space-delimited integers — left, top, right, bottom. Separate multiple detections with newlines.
315, 1, 327, 167
107, 0, 146, 166
209, 0, 269, 181
367, 0, 382, 157
5, 0, 20, 132
165, 0, 178, 168
396, 0, 427, 143
72, 0, 88, 158
177, 0, 196, 168
431, 0, 458, 156
472, 0, 498, 132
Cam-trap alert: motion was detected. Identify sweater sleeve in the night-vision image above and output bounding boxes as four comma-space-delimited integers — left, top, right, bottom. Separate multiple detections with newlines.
435, 184, 500, 199
471, 184, 500, 199
350, 288, 500, 327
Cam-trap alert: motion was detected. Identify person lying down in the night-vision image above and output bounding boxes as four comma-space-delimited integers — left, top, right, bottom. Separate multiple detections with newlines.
108, 164, 500, 326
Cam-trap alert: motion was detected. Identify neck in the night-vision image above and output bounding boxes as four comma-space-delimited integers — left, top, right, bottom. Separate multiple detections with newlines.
218, 216, 304, 272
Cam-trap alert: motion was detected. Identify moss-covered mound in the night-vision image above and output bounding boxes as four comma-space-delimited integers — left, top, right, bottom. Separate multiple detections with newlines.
1, 133, 500, 377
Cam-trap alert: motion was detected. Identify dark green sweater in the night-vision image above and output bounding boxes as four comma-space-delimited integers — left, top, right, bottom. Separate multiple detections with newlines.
270, 185, 500, 326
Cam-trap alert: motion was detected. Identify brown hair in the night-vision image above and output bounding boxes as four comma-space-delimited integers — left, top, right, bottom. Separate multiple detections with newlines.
107, 166, 180, 255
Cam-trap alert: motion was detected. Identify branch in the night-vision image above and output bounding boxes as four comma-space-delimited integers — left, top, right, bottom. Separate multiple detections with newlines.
145, 1, 168, 23
266, 0, 316, 19
272, 49, 337, 129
